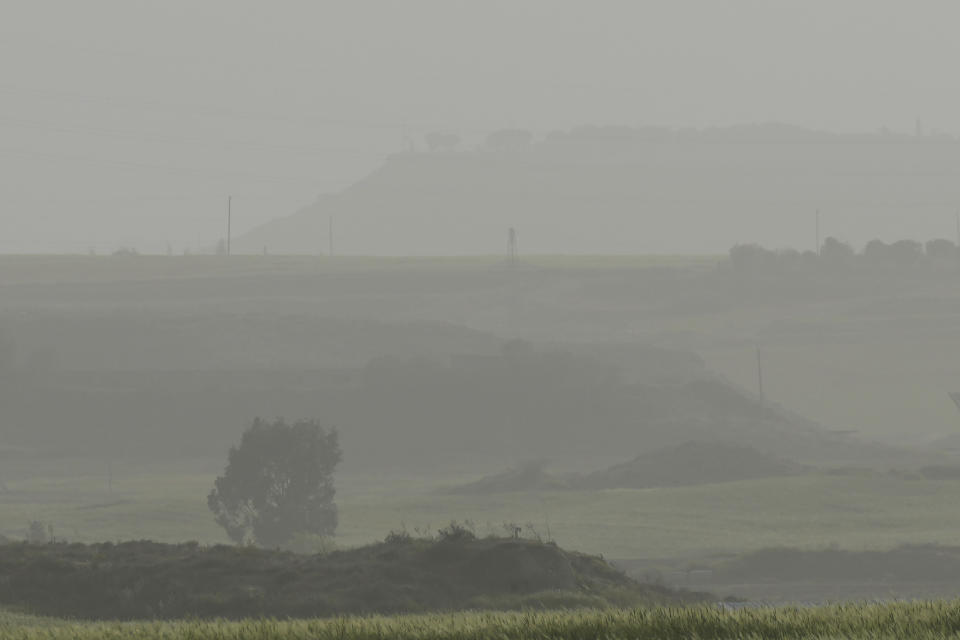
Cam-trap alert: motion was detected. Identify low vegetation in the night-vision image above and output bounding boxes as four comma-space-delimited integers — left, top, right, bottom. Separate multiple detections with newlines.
0, 536, 699, 619
727, 236, 960, 276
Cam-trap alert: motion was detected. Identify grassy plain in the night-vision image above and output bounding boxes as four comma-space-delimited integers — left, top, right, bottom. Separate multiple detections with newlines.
4, 466, 960, 561
6, 602, 960, 639
3, 251, 957, 448
0, 253, 719, 284
4, 253, 960, 603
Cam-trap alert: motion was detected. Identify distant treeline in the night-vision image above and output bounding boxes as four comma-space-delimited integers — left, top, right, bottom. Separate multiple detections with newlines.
727, 237, 959, 274
423, 123, 960, 153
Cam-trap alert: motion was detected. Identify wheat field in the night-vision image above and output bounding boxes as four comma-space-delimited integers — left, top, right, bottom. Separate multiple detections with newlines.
3, 602, 960, 639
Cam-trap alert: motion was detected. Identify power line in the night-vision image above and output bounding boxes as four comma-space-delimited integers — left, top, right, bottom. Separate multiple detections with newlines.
757, 346, 764, 408
955, 210, 959, 248
328, 215, 334, 257
816, 209, 821, 256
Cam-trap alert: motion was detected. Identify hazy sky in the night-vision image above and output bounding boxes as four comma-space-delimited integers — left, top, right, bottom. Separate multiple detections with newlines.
3, 1, 960, 253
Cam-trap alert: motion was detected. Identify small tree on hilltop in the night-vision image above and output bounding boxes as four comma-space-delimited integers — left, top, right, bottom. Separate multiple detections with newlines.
208, 418, 341, 548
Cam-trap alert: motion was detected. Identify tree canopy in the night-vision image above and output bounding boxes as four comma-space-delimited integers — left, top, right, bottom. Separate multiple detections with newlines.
207, 418, 341, 548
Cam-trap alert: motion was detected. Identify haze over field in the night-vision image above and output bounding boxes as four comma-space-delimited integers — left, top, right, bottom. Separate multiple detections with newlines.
7, 1, 960, 633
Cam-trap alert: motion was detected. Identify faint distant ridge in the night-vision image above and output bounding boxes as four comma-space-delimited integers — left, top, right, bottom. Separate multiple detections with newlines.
233, 122, 960, 256
545, 122, 948, 144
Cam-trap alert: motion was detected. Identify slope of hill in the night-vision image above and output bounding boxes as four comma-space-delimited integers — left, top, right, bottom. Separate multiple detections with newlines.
581, 441, 801, 489
0, 337, 926, 471
447, 442, 800, 494
235, 124, 960, 255
445, 460, 575, 494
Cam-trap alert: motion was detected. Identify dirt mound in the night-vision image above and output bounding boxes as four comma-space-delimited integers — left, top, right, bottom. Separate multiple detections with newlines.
446, 461, 572, 494
0, 538, 701, 619
581, 441, 800, 489
235, 127, 960, 256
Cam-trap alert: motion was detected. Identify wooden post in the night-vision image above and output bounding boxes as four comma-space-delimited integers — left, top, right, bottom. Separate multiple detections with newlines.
757, 346, 764, 408
816, 210, 820, 256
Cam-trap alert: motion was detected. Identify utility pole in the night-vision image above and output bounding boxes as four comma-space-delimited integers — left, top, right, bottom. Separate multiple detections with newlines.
226, 195, 232, 256
815, 209, 821, 256
757, 346, 764, 408
507, 227, 517, 266
955, 210, 959, 249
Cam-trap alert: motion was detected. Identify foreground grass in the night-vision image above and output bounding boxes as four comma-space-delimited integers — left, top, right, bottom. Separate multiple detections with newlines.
5, 602, 960, 639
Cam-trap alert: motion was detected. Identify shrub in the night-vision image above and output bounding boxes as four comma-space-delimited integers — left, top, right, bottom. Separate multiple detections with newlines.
438, 521, 476, 543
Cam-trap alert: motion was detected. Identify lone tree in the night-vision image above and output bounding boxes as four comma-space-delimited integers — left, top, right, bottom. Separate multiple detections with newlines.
208, 418, 341, 548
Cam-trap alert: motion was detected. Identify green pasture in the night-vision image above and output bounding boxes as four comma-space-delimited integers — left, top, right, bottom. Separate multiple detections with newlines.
4, 467, 960, 560
0, 253, 720, 285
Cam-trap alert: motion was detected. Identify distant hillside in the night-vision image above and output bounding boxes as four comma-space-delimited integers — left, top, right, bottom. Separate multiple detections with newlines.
235, 124, 960, 255
338, 352, 880, 469
0, 309, 501, 372
447, 442, 801, 495
0, 340, 922, 470
446, 460, 575, 494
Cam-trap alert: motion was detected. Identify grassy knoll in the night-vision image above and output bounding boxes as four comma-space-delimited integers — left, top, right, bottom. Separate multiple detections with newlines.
4, 602, 960, 639
5, 467, 960, 560
0, 538, 694, 619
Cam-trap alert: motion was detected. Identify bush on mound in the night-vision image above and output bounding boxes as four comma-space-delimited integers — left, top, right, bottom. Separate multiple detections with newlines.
0, 537, 705, 619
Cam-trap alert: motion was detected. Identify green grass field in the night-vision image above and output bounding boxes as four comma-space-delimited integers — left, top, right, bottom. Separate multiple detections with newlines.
0, 253, 721, 284
5, 466, 960, 561
4, 602, 960, 639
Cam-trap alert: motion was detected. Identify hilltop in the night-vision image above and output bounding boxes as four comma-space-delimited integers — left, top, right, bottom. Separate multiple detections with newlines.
234, 124, 960, 256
